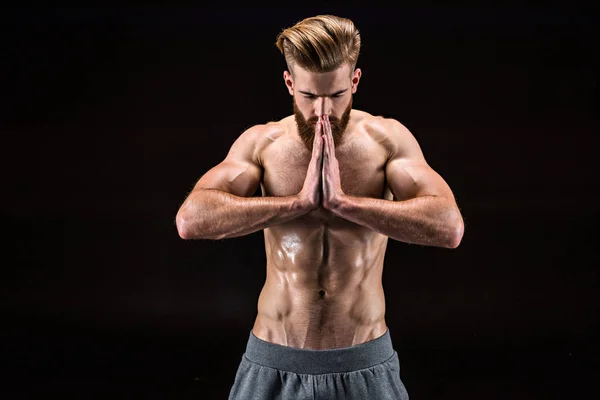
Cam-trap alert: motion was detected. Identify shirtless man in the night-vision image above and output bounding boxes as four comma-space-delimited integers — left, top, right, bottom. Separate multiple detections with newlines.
176, 14, 464, 400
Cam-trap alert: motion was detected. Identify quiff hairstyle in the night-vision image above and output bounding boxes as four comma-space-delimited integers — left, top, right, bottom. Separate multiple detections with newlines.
275, 15, 361, 75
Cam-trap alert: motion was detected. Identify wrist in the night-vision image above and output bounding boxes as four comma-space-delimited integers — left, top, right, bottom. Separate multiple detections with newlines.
294, 195, 318, 213
325, 193, 347, 214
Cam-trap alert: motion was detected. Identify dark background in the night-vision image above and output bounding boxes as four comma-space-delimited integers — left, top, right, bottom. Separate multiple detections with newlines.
2, 3, 598, 399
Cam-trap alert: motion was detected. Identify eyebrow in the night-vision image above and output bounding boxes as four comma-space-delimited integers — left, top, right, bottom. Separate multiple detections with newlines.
298, 89, 348, 97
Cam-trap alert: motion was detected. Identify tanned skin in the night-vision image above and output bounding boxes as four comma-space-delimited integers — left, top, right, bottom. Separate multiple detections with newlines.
176, 63, 464, 350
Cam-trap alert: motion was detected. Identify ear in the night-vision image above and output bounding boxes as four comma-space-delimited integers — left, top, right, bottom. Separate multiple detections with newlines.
351, 68, 362, 94
283, 70, 294, 96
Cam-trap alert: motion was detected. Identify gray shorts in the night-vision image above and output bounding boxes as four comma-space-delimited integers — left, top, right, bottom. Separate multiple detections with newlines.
228, 328, 409, 400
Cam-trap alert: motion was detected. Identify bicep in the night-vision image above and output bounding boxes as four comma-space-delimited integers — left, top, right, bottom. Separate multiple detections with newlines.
386, 158, 454, 201
194, 159, 262, 197
384, 120, 455, 201
192, 128, 263, 197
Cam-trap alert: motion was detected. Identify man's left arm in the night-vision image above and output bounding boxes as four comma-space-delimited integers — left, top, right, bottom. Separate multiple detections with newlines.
323, 117, 464, 248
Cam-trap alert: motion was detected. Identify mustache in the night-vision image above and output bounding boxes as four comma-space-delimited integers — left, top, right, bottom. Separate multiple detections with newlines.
305, 116, 342, 126
293, 95, 352, 151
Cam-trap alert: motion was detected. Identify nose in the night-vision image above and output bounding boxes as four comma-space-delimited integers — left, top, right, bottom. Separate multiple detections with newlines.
314, 97, 333, 118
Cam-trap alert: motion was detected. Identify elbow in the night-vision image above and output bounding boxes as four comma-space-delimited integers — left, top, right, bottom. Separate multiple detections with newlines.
445, 215, 464, 249
433, 207, 464, 249
176, 213, 191, 239
176, 211, 198, 240
176, 209, 215, 240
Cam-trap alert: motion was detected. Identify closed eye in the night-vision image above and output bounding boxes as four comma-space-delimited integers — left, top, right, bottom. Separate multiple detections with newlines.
299, 89, 348, 99
303, 94, 343, 99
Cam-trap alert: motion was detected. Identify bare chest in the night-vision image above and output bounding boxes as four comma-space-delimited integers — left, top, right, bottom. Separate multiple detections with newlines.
260, 135, 391, 217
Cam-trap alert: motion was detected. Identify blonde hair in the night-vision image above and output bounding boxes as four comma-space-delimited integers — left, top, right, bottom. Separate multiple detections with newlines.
275, 15, 361, 74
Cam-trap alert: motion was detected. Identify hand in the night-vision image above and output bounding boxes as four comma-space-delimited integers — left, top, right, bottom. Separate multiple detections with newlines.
321, 115, 345, 210
297, 118, 324, 211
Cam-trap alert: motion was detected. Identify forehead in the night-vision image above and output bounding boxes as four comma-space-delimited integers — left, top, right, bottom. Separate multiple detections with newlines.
293, 64, 352, 90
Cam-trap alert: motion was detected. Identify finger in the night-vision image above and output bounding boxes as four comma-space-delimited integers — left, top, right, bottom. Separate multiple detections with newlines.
321, 134, 327, 166
312, 139, 323, 172
322, 115, 329, 131
322, 147, 328, 176
312, 122, 322, 154
317, 135, 324, 160
314, 120, 322, 139
320, 135, 326, 174
318, 123, 326, 157
323, 120, 334, 156
324, 116, 334, 145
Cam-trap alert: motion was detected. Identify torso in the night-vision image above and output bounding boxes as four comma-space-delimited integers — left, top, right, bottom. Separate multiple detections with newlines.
252, 109, 395, 349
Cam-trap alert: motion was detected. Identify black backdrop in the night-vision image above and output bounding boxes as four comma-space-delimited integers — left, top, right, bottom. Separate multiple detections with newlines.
2, 3, 598, 399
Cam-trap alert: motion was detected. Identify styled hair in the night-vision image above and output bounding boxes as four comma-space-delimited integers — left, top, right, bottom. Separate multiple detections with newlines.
275, 15, 361, 74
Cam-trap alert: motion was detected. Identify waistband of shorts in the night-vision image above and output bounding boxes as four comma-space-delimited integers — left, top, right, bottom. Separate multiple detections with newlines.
243, 328, 395, 374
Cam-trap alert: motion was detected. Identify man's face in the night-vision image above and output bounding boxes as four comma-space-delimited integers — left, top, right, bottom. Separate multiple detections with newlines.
284, 63, 361, 151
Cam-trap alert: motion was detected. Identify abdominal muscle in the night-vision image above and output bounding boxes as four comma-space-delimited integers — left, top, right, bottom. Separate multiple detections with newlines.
252, 216, 390, 350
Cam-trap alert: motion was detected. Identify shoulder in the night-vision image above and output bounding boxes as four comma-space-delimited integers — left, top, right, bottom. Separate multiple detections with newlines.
232, 117, 292, 165
353, 111, 422, 160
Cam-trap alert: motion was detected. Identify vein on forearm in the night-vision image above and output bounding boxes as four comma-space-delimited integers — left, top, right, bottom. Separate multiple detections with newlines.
334, 195, 459, 246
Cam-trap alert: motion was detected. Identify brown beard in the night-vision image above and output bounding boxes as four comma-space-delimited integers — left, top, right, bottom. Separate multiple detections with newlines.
294, 97, 352, 151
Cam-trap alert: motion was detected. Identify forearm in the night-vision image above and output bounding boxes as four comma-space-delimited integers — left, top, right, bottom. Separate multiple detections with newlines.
176, 189, 309, 240
331, 195, 464, 248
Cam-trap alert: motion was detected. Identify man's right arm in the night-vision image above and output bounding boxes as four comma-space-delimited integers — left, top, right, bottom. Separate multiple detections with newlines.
175, 125, 318, 240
